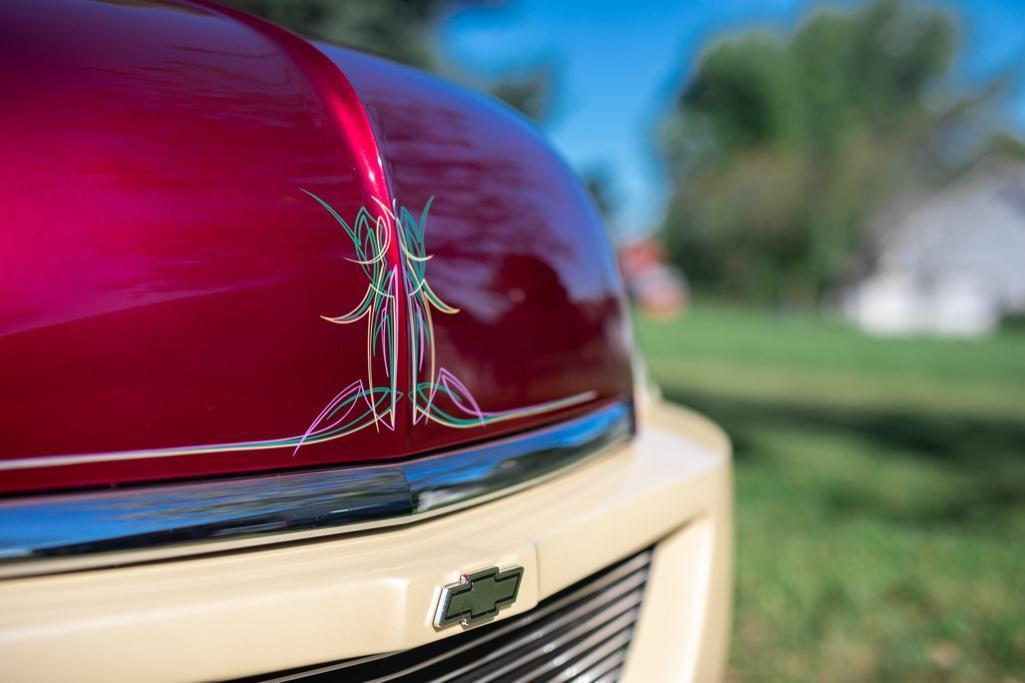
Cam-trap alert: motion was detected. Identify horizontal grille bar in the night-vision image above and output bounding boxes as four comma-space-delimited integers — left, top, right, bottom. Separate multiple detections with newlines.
570, 648, 627, 683
247, 547, 654, 683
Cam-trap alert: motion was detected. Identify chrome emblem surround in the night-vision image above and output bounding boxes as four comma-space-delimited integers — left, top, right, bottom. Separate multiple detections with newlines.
434, 565, 525, 629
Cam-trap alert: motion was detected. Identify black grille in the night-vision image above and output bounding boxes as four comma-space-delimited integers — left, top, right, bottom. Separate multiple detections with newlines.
247, 548, 653, 683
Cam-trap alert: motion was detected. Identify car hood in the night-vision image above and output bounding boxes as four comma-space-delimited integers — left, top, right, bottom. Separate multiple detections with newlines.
0, 0, 632, 493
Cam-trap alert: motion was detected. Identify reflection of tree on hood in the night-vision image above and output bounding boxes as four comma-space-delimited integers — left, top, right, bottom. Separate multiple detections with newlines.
220, 0, 552, 121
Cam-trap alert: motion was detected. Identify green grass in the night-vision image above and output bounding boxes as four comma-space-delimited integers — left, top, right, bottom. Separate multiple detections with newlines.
634, 303, 1025, 683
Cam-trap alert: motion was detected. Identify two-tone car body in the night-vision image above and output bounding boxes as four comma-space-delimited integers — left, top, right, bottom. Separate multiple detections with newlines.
0, 1, 732, 680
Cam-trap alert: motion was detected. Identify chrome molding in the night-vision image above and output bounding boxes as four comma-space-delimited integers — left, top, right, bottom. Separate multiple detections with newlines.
0, 402, 630, 577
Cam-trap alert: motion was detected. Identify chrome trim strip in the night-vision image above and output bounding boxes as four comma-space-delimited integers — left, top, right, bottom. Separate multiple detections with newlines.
0, 402, 630, 576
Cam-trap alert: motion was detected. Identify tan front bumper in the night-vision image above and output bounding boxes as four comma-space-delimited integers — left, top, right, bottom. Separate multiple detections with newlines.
0, 401, 732, 683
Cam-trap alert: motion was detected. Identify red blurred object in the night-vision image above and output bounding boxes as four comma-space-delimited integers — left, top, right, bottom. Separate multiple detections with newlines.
617, 237, 688, 316
0, 0, 632, 493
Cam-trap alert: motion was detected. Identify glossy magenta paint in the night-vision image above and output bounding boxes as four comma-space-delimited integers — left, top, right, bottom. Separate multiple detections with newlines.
327, 46, 634, 458
0, 0, 632, 494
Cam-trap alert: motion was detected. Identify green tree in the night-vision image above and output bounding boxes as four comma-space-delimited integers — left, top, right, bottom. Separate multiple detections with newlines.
661, 0, 1007, 305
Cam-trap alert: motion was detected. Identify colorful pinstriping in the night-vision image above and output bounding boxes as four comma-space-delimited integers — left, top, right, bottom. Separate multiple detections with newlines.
296, 191, 594, 448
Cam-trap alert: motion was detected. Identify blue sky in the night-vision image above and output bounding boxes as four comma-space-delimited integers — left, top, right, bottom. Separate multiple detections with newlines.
441, 0, 1025, 239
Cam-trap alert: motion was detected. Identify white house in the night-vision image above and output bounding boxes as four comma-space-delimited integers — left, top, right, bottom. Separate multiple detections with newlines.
844, 161, 1025, 337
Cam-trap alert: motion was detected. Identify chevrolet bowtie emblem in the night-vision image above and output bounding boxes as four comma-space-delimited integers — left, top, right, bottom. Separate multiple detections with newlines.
434, 566, 525, 629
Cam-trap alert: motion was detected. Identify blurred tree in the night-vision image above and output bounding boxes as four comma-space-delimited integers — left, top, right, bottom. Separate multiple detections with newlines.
220, 0, 551, 121
580, 166, 617, 221
661, 0, 1012, 306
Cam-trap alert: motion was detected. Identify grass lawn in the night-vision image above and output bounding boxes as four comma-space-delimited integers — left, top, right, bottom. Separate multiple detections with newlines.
634, 303, 1025, 683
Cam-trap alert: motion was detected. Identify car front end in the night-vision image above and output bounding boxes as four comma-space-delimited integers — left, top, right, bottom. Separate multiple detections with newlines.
0, 1, 732, 680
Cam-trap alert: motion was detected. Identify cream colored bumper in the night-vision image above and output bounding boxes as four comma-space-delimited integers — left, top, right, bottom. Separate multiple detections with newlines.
0, 401, 732, 682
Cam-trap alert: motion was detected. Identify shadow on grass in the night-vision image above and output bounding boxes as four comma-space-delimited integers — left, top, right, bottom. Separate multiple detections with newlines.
661, 385, 1025, 527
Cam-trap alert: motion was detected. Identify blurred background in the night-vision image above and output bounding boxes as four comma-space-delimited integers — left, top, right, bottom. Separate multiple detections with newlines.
226, 1, 1025, 680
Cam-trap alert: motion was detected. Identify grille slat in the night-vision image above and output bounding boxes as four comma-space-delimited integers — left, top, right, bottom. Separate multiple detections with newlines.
449, 597, 642, 683
505, 613, 637, 683
244, 548, 653, 683
591, 665, 624, 683
570, 649, 628, 683
545, 627, 635, 682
